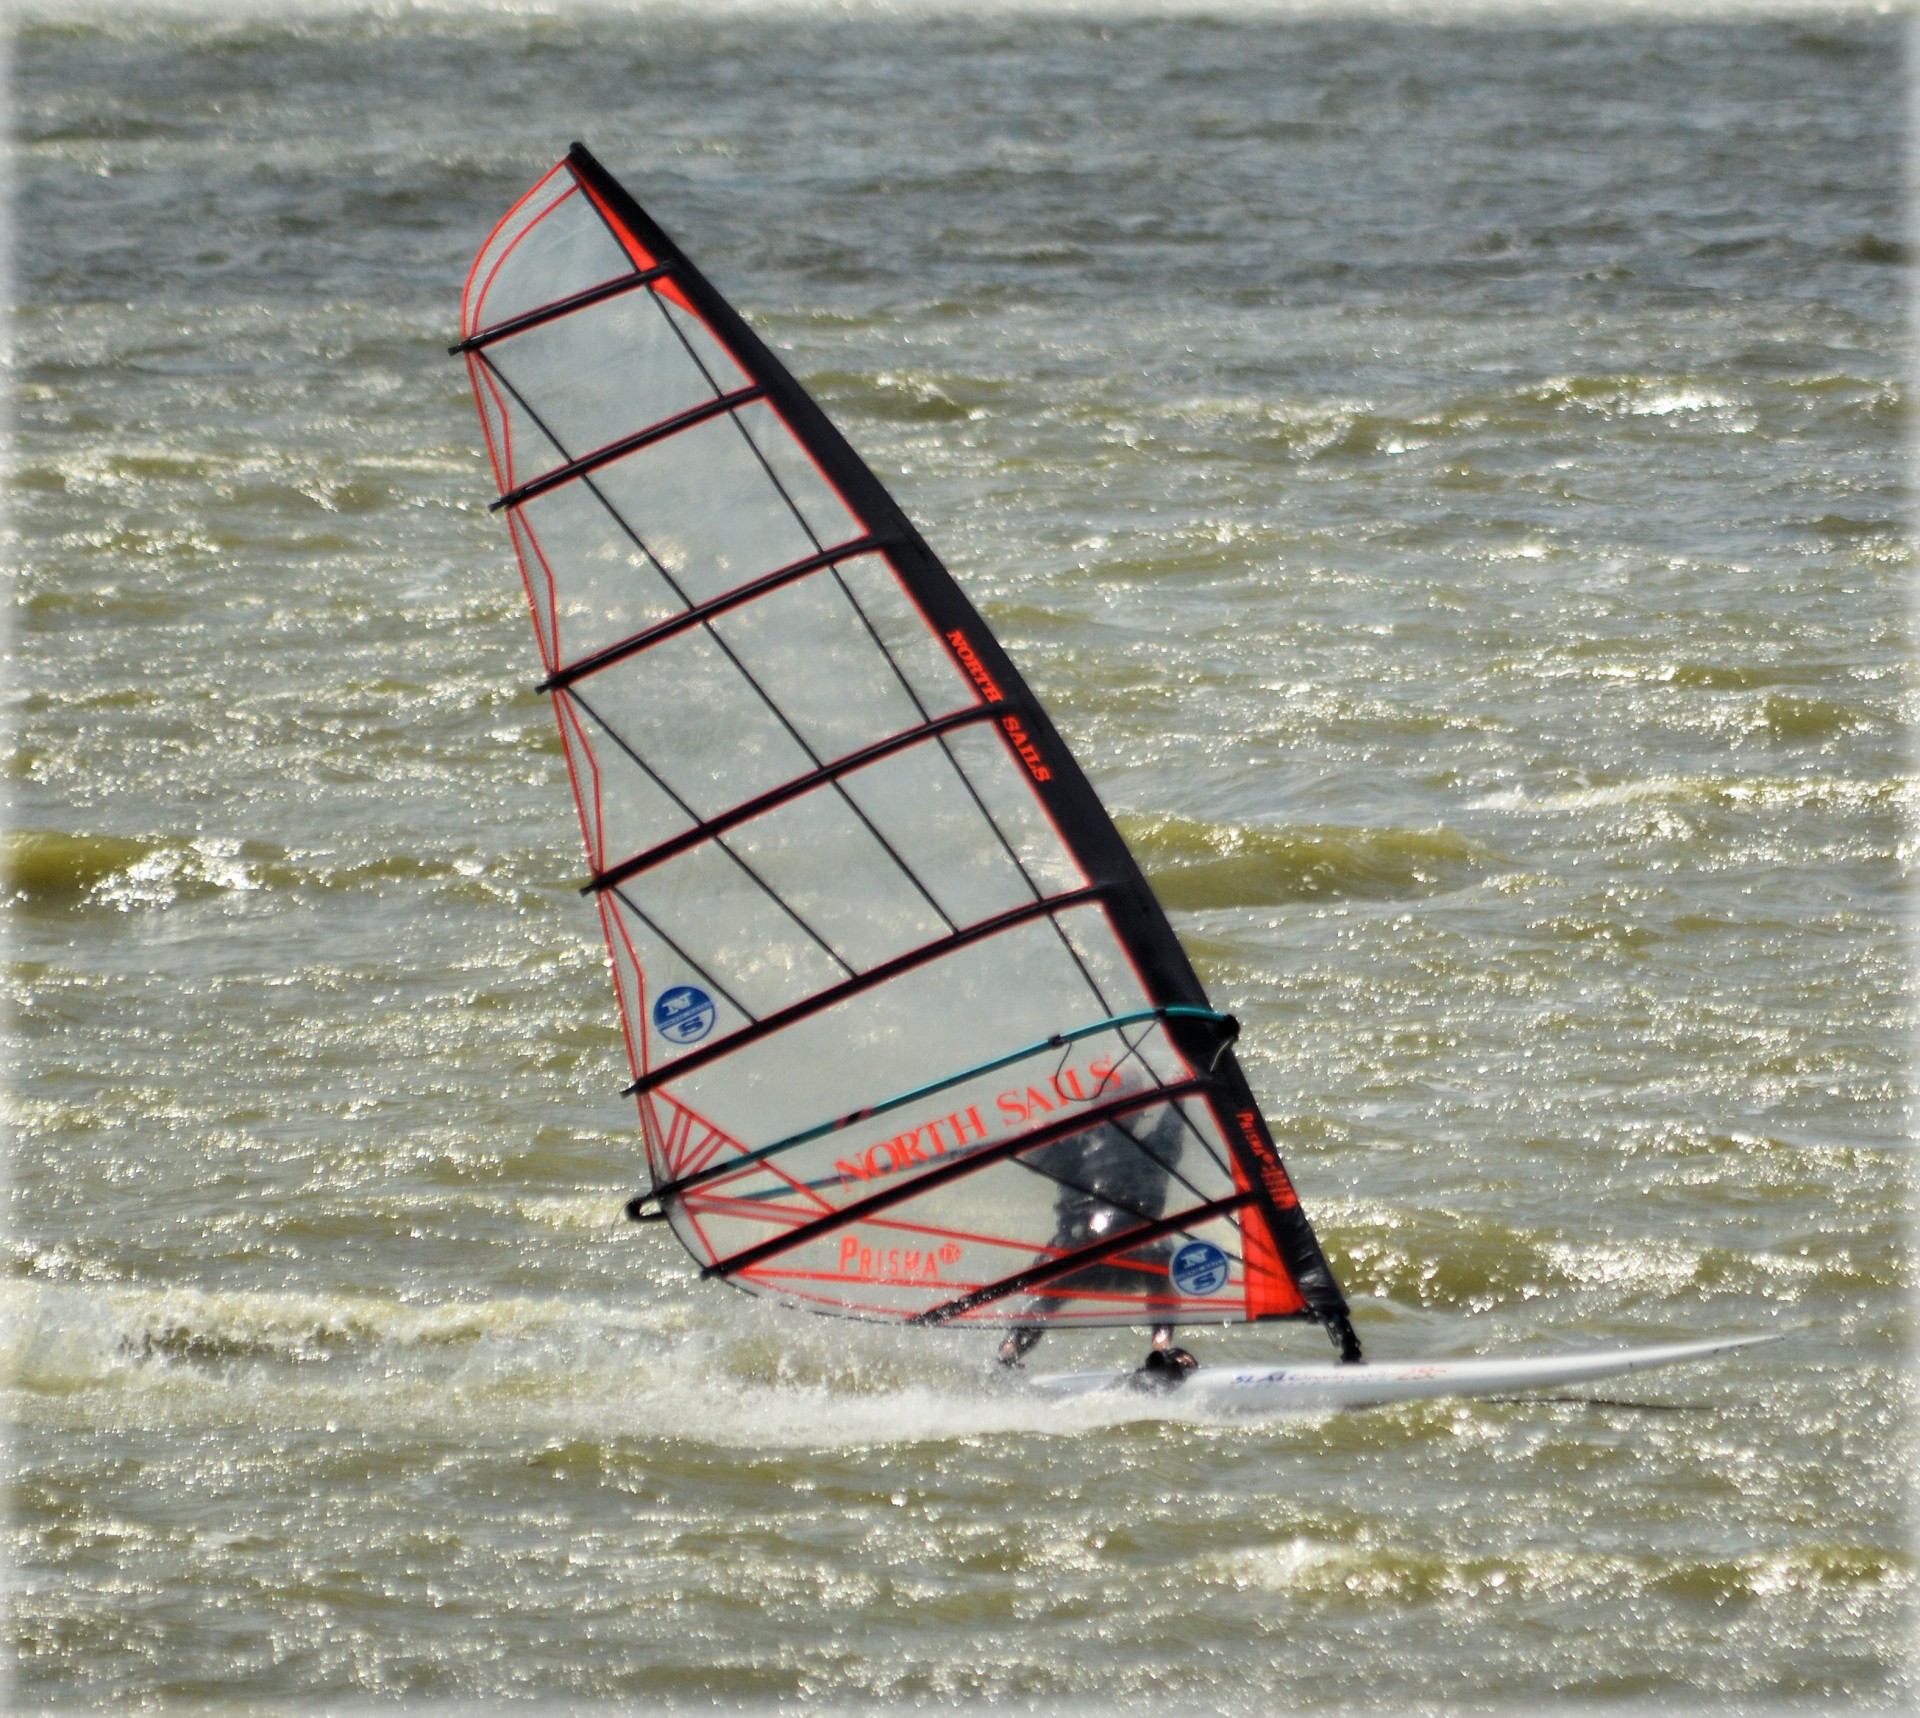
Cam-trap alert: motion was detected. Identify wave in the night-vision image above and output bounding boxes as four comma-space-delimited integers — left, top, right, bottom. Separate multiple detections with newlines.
805, 366, 1010, 424
1118, 813, 1495, 909
0, 828, 529, 910
0, 1278, 1202, 1444
1, 830, 167, 898
1200, 1536, 1902, 1606
6, 813, 1508, 919
1469, 775, 1911, 816
1317, 1193, 1899, 1313
1, 1279, 608, 1393
1111, 364, 1892, 469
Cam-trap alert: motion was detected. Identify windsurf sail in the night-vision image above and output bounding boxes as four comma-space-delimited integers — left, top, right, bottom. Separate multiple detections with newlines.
454, 143, 1361, 1358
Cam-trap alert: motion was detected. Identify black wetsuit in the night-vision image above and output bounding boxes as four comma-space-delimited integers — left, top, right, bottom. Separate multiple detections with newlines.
1018, 1103, 1186, 1308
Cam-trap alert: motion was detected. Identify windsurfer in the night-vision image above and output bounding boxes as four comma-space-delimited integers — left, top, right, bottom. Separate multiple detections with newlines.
995, 1101, 1198, 1383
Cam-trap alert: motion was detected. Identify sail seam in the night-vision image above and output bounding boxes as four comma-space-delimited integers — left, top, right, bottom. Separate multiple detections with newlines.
670, 580, 964, 952
564, 688, 856, 983
610, 886, 758, 1028
692, 407, 967, 937
655, 289, 1030, 952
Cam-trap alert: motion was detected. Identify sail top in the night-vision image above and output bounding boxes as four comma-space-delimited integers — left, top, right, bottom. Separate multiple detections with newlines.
457, 143, 1357, 1350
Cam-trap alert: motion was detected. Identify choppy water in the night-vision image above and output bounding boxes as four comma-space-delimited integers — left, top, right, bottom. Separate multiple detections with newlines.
6, 6, 1911, 1710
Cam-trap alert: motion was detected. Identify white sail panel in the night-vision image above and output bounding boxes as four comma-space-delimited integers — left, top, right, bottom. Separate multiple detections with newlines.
833, 743, 1045, 925
484, 292, 728, 479
642, 904, 1143, 1146
567, 630, 821, 822
732, 400, 867, 548
511, 486, 684, 672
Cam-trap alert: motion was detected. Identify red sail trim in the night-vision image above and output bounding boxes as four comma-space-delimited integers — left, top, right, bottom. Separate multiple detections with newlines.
596, 894, 650, 1155
466, 180, 646, 345
699, 1079, 1208, 1279
937, 1292, 1199, 1320
653, 277, 702, 318
511, 511, 562, 676
688, 1191, 820, 1226
554, 692, 608, 881
473, 191, 564, 324
468, 352, 528, 500
680, 1200, 722, 1267
699, 1185, 1255, 1288
1232, 1170, 1308, 1320
697, 1163, 838, 1223
787, 1207, 1054, 1258
679, 1123, 739, 1185
741, 1278, 1245, 1321
641, 1092, 754, 1186
734, 1281, 987, 1322
460, 160, 571, 335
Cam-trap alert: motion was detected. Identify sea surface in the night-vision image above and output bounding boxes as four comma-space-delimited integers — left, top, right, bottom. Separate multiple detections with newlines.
5, 5, 1911, 1710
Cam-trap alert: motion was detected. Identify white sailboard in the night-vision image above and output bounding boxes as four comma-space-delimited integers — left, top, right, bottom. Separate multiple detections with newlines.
1032, 1333, 1780, 1412
453, 146, 1770, 1408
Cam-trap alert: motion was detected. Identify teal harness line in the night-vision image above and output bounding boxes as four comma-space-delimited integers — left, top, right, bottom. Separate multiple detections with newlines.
625, 1004, 1236, 1220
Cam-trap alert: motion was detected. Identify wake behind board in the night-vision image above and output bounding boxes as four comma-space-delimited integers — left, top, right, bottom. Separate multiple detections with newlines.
1030, 1333, 1780, 1412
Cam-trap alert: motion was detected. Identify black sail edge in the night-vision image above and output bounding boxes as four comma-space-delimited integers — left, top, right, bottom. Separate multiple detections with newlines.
562, 142, 1359, 1357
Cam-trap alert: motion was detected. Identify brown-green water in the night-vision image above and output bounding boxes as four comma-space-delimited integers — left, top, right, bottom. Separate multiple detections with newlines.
6, 6, 1911, 1710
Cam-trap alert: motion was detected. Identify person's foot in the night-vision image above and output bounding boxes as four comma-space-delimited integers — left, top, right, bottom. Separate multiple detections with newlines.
1129, 1345, 1197, 1392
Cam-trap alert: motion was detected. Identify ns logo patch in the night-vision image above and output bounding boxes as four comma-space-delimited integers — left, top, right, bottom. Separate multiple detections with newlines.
652, 984, 716, 1046
1170, 1239, 1230, 1297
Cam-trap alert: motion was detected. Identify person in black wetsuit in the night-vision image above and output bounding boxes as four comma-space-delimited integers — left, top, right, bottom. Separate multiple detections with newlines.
996, 1101, 1198, 1386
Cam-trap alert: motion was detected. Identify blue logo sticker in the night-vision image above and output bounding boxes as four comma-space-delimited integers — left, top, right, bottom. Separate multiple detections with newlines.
1170, 1239, 1230, 1297
652, 984, 715, 1046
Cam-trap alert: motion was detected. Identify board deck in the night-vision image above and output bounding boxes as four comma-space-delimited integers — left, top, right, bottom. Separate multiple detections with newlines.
1029, 1333, 1780, 1411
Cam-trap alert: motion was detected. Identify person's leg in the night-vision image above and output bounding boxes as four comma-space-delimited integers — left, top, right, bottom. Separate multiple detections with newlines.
997, 1325, 1044, 1367
1132, 1324, 1197, 1390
